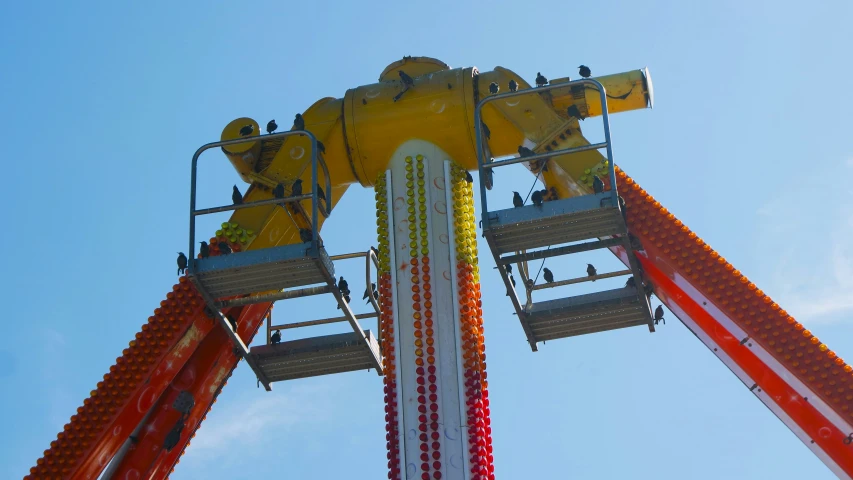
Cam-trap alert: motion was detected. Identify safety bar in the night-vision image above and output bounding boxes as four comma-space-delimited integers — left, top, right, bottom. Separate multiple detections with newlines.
188, 130, 333, 269
270, 312, 378, 331
531, 269, 631, 291
474, 78, 619, 227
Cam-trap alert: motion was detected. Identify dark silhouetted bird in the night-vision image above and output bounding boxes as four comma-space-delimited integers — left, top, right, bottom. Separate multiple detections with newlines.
549, 186, 558, 200
399, 70, 414, 88
232, 185, 243, 205
489, 82, 499, 94
338, 276, 349, 295
518, 146, 535, 157
625, 276, 636, 288
226, 315, 237, 332
567, 104, 584, 121
177, 253, 187, 275
644, 283, 655, 300
316, 184, 326, 202
629, 233, 643, 251
273, 183, 285, 199
654, 305, 665, 325
292, 113, 305, 131
299, 228, 312, 243
363, 283, 376, 301
239, 125, 253, 137
512, 191, 523, 208
539, 189, 549, 202
266, 119, 277, 134
531, 189, 544, 207
535, 72, 548, 87
509, 274, 516, 288
465, 171, 473, 183
587, 263, 597, 280
291, 179, 303, 196
481, 122, 491, 139
509, 79, 518, 92
218, 242, 232, 255
271, 331, 281, 345
337, 293, 352, 309
578, 65, 591, 78
317, 141, 325, 154
495, 264, 513, 275
199, 241, 209, 259
543, 268, 554, 284
592, 175, 604, 194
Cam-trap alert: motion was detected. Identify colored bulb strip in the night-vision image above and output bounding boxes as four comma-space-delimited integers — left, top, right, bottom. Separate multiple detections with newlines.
405, 155, 435, 478
450, 164, 495, 480
376, 173, 402, 479
608, 167, 853, 426
414, 154, 442, 479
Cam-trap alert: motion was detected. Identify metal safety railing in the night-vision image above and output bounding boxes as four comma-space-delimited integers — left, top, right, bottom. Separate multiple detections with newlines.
475, 78, 619, 228
187, 130, 332, 270
264, 248, 382, 345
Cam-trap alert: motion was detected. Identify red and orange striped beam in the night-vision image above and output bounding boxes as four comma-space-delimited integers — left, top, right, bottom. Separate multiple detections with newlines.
609, 168, 853, 478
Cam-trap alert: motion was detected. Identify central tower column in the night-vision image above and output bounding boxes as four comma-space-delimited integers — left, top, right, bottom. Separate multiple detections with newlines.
374, 140, 494, 480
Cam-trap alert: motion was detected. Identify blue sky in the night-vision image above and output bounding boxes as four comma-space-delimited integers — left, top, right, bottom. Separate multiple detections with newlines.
1, 1, 852, 478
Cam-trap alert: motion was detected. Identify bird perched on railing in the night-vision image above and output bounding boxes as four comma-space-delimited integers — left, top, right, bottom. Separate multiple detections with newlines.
291, 179, 303, 196
535, 72, 548, 87
509, 79, 518, 92
531, 190, 544, 208
654, 305, 665, 325
273, 183, 285, 199
232, 185, 243, 205
512, 191, 523, 208
587, 264, 597, 280
292, 113, 305, 131
578, 65, 592, 78
177, 253, 187, 275
592, 175, 604, 194
266, 119, 277, 134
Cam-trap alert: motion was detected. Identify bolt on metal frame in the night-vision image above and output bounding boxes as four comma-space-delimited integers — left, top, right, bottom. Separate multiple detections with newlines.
475, 78, 652, 350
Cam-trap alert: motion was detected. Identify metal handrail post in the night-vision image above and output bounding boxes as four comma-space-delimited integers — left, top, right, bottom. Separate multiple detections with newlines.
310, 135, 319, 256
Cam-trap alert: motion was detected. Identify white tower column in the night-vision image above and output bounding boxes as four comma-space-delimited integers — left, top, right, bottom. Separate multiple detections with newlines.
374, 140, 494, 480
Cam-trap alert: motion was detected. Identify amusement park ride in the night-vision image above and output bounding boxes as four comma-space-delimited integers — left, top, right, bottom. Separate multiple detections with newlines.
26, 57, 853, 480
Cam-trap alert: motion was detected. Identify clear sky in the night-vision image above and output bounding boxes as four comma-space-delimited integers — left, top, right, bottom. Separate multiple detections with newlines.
1, 1, 852, 479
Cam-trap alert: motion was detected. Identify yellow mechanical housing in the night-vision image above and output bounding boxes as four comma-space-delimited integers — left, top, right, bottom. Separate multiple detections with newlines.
215, 56, 653, 252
